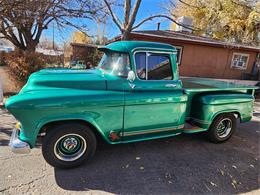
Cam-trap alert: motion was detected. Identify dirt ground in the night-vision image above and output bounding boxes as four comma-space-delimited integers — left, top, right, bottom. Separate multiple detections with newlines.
0, 103, 259, 195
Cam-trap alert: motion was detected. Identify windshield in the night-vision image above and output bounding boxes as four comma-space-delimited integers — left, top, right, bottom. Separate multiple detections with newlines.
98, 52, 131, 77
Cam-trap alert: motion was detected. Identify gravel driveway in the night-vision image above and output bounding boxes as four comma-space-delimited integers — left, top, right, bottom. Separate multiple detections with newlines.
0, 103, 259, 194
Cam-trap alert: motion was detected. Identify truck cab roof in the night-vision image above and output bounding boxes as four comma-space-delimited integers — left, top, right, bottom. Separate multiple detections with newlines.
98, 41, 177, 53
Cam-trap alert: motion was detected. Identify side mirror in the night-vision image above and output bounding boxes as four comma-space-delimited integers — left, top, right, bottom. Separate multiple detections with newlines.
127, 71, 136, 83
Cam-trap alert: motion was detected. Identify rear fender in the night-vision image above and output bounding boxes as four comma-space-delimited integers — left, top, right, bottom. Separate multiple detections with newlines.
190, 93, 254, 128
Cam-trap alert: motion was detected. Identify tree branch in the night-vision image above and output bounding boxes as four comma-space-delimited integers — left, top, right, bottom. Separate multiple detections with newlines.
103, 0, 122, 31
177, 0, 200, 9
126, 0, 142, 31
231, 0, 253, 10
132, 14, 199, 31
124, 0, 131, 28
18, 31, 26, 48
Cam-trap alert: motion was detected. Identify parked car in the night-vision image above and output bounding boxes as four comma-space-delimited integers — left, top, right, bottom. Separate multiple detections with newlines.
70, 60, 86, 69
6, 41, 258, 168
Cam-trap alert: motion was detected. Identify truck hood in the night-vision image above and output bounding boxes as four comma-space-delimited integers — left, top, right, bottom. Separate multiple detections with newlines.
20, 68, 107, 93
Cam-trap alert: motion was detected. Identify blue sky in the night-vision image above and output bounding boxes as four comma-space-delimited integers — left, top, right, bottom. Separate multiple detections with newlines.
42, 0, 173, 45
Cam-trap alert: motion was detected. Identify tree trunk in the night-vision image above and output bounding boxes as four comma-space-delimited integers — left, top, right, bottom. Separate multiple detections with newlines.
27, 45, 37, 52
25, 37, 38, 52
121, 30, 130, 40
11, 37, 37, 52
16, 44, 36, 52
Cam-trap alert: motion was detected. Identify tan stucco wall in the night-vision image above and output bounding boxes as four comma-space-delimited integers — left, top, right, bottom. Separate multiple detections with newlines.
177, 43, 257, 79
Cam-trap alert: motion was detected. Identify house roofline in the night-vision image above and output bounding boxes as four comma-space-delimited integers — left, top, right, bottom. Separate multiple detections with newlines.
110, 31, 260, 52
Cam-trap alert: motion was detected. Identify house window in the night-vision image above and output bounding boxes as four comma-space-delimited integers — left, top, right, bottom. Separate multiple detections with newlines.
175, 46, 183, 65
231, 53, 249, 70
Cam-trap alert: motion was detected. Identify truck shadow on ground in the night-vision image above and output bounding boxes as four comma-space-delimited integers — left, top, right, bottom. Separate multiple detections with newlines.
54, 120, 259, 194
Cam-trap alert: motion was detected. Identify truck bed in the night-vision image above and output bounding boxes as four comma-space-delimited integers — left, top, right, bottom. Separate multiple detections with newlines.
181, 77, 258, 93
181, 77, 258, 126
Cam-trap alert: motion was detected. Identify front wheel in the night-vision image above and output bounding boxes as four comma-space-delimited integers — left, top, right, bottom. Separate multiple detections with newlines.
207, 113, 236, 143
42, 123, 96, 169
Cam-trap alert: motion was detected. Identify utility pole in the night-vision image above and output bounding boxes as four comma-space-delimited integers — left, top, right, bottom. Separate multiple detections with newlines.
97, 18, 101, 44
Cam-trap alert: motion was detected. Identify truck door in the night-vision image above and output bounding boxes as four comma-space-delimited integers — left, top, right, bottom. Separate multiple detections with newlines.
123, 51, 187, 139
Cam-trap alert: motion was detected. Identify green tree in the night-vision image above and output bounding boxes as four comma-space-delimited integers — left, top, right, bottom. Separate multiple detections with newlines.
71, 31, 91, 44
170, 0, 260, 45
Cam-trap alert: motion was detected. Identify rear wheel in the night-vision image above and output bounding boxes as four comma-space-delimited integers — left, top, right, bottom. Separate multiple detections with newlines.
42, 123, 96, 169
207, 113, 236, 143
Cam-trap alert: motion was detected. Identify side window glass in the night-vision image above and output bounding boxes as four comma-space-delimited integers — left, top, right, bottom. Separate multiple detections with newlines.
135, 52, 146, 80
147, 54, 172, 80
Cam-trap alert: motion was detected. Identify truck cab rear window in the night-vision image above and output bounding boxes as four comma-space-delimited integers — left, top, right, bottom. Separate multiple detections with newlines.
135, 52, 173, 80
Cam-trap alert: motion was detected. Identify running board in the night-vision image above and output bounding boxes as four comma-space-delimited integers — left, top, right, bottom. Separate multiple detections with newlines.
182, 122, 207, 134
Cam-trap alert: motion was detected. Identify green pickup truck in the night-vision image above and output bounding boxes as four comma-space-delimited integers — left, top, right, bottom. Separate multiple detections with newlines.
6, 41, 258, 168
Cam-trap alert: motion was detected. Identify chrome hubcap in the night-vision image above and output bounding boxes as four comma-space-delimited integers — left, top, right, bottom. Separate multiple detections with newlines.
54, 134, 87, 162
63, 137, 78, 151
217, 118, 232, 138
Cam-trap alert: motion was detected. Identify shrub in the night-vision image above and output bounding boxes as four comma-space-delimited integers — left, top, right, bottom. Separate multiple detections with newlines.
91, 50, 103, 66
4, 50, 45, 82
0, 51, 7, 66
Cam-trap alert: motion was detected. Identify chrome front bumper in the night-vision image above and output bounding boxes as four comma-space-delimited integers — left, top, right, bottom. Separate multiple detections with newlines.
9, 128, 31, 154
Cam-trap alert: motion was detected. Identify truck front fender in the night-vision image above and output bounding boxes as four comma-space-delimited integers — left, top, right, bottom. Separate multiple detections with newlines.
18, 113, 113, 147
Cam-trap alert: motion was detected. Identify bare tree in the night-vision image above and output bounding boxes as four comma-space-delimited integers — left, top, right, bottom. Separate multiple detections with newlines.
0, 0, 105, 52
38, 37, 59, 50
103, 0, 196, 40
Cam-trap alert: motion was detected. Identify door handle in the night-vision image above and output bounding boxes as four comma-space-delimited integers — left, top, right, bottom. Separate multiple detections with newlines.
165, 84, 177, 88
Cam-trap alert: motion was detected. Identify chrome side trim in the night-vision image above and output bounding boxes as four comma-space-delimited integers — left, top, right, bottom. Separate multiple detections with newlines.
132, 47, 177, 54
121, 125, 184, 137
165, 84, 177, 88
9, 128, 31, 154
